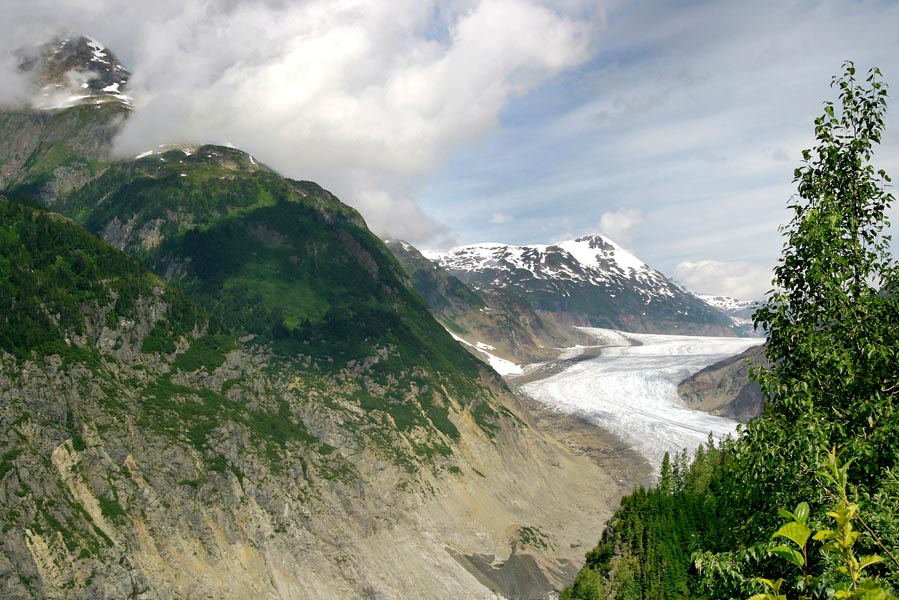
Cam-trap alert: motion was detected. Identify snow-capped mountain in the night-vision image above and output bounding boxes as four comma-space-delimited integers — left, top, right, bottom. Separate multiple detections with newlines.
430, 235, 737, 336
15, 35, 132, 110
699, 295, 758, 316
699, 295, 761, 336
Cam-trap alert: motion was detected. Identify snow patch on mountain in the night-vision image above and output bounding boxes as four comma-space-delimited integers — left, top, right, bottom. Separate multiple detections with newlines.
429, 234, 676, 301
557, 236, 645, 273
17, 36, 133, 110
698, 295, 761, 334
426, 234, 737, 335
448, 331, 522, 376
699, 295, 758, 314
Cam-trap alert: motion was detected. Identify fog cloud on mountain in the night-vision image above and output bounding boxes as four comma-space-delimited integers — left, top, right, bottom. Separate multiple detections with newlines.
2, 0, 898, 299
0, 0, 602, 242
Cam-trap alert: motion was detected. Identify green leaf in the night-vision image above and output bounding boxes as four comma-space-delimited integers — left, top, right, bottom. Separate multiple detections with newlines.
773, 521, 812, 549
794, 502, 810, 523
777, 508, 795, 521
757, 577, 783, 591
770, 545, 805, 568
857, 554, 884, 572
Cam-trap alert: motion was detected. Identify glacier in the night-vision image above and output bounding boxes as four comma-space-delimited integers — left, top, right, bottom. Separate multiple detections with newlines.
519, 328, 763, 471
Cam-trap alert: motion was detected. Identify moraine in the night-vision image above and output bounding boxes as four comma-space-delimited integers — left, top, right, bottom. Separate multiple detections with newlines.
516, 328, 763, 471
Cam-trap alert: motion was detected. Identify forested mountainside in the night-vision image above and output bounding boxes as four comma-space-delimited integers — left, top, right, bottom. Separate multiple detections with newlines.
0, 142, 624, 600
0, 38, 628, 599
560, 65, 899, 600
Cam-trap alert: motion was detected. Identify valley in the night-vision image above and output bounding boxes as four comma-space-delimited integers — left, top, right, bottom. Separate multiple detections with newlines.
515, 329, 764, 471
0, 34, 774, 600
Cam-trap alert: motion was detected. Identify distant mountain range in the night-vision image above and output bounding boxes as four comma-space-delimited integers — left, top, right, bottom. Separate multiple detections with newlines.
699, 295, 761, 336
426, 235, 739, 338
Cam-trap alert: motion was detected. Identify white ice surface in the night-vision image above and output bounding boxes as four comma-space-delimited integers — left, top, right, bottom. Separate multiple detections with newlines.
521, 328, 763, 470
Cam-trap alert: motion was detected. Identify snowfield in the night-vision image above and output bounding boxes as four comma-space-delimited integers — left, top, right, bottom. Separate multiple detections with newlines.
520, 328, 763, 470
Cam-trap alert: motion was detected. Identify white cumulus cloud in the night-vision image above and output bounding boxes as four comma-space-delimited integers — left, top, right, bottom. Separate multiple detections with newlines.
0, 0, 603, 243
673, 259, 773, 301
599, 208, 643, 244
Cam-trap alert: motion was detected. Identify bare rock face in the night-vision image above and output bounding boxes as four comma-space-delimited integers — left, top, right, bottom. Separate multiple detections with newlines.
0, 339, 621, 599
0, 192, 623, 599
677, 344, 767, 422
15, 35, 132, 110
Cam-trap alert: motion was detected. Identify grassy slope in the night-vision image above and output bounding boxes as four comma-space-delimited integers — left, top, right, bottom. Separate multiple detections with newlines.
49, 145, 509, 444
0, 103, 127, 202
57, 146, 486, 380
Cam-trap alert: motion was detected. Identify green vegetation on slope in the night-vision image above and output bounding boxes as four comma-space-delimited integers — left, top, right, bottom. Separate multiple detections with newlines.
562, 442, 731, 600
0, 196, 202, 360
563, 63, 899, 600
56, 147, 479, 366
17, 140, 510, 455
55, 146, 493, 397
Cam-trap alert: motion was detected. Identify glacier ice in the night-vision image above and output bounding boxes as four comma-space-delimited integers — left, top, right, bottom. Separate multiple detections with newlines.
520, 328, 763, 471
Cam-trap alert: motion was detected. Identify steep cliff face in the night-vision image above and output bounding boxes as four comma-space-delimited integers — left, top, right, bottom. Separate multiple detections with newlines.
386, 239, 581, 363
677, 344, 767, 423
0, 161, 621, 599
0, 104, 126, 203
1, 330, 617, 599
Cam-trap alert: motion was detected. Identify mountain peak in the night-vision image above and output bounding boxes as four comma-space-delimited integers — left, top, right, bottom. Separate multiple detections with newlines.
432, 233, 651, 287
430, 234, 737, 336
15, 35, 133, 110
553, 234, 646, 274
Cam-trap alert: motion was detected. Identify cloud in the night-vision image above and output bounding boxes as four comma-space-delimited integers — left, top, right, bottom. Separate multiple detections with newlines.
0, 0, 602, 243
489, 212, 513, 224
0, 53, 28, 106
599, 208, 642, 244
673, 260, 773, 300
417, 0, 899, 276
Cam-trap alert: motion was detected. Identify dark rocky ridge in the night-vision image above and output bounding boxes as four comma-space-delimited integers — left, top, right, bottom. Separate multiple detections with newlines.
386, 239, 584, 362
677, 344, 767, 422
16, 35, 131, 107
433, 237, 738, 337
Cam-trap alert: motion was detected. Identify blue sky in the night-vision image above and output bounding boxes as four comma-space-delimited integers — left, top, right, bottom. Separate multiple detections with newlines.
418, 0, 899, 298
3, 0, 899, 298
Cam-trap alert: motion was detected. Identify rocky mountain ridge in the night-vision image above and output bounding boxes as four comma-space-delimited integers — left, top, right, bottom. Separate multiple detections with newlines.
698, 294, 761, 336
677, 344, 767, 422
15, 35, 132, 110
429, 235, 738, 337
386, 239, 586, 365
0, 35, 633, 599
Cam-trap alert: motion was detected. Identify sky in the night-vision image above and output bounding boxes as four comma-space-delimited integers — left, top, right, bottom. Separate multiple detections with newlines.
2, 0, 899, 299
